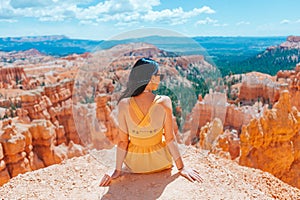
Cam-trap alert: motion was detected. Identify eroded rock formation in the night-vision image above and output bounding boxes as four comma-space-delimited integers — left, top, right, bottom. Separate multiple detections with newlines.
183, 92, 255, 145
238, 72, 279, 106
0, 117, 85, 186
0, 79, 87, 186
0, 67, 28, 89
237, 65, 300, 111
20, 79, 80, 144
94, 94, 118, 147
289, 64, 300, 110
239, 89, 300, 188
280, 36, 300, 49
0, 142, 10, 186
197, 118, 240, 160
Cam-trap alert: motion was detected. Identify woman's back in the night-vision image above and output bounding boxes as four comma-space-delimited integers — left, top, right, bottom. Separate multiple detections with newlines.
119, 94, 173, 173
130, 93, 158, 116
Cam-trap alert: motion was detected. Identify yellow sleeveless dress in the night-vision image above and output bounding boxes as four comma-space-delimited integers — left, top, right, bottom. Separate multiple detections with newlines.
121, 95, 173, 173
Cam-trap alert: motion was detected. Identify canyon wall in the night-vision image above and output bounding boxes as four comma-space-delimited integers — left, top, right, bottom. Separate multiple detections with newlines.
239, 89, 300, 189
0, 79, 87, 186
238, 65, 300, 110
238, 72, 279, 106
280, 36, 300, 49
0, 67, 29, 89
184, 64, 300, 188
183, 92, 255, 145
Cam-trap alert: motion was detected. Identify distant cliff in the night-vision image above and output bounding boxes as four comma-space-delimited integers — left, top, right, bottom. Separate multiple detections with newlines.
279, 35, 300, 49
4, 35, 68, 43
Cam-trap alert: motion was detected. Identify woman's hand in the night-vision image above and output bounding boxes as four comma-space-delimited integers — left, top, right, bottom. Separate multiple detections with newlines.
179, 167, 203, 183
99, 169, 121, 187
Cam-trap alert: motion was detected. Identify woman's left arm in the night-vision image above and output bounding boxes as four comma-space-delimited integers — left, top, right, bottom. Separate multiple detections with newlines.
162, 96, 203, 183
99, 100, 129, 186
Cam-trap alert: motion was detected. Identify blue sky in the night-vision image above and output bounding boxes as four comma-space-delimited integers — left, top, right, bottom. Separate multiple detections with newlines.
0, 0, 299, 40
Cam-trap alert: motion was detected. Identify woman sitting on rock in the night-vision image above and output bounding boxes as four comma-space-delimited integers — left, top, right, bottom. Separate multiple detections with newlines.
100, 57, 203, 186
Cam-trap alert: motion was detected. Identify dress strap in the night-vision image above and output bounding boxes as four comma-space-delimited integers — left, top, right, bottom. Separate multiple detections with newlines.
129, 98, 145, 121
129, 95, 161, 126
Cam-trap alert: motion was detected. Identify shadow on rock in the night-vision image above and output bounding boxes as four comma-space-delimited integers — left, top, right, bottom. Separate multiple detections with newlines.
101, 168, 179, 200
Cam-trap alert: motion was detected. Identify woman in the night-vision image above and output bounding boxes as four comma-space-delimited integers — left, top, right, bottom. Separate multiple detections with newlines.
100, 58, 203, 186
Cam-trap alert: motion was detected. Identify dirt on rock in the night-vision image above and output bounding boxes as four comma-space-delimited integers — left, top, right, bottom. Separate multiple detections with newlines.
0, 146, 299, 200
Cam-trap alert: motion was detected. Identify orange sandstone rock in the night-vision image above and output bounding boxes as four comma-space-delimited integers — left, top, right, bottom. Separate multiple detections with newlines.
1, 127, 26, 156
0, 123, 32, 178
16, 108, 30, 123
183, 92, 253, 145
67, 141, 85, 158
20, 80, 76, 145
239, 89, 300, 188
95, 94, 118, 145
0, 143, 3, 160
28, 151, 44, 170
55, 125, 67, 145
238, 72, 278, 105
0, 67, 28, 89
0, 166, 10, 186
6, 157, 31, 177
197, 118, 240, 160
236, 65, 300, 111
28, 119, 63, 166
56, 104, 80, 144
199, 118, 224, 150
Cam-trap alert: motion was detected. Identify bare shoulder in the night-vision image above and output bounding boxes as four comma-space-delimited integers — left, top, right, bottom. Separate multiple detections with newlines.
118, 97, 130, 110
157, 95, 172, 112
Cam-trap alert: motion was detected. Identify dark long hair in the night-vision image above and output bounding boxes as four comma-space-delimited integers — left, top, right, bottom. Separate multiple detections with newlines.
118, 57, 159, 103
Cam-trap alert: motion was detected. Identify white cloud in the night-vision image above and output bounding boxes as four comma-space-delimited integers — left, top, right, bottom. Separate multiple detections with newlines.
129, 0, 160, 11
96, 12, 141, 23
195, 6, 215, 14
56, 0, 94, 4
13, 6, 74, 21
39, 15, 65, 22
9, 0, 92, 9
236, 21, 250, 26
280, 19, 300, 24
195, 17, 218, 25
0, 1, 16, 19
143, 7, 215, 25
114, 20, 139, 27
280, 19, 290, 24
1, 0, 215, 26
0, 9, 15, 19
195, 17, 227, 27
79, 20, 98, 26
213, 23, 228, 27
0, 19, 17, 23
76, 0, 160, 20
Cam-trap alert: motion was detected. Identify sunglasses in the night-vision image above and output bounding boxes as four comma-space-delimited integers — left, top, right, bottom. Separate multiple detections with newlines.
154, 73, 165, 81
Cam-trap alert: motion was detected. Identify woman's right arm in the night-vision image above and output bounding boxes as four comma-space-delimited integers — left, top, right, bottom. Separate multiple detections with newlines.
161, 96, 203, 183
115, 129, 129, 172
115, 99, 129, 170
99, 100, 129, 187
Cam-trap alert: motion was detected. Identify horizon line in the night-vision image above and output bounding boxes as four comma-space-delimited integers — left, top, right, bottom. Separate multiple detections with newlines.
0, 34, 292, 41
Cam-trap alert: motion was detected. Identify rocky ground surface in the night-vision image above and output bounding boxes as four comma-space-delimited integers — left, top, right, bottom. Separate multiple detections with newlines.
0, 146, 299, 200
